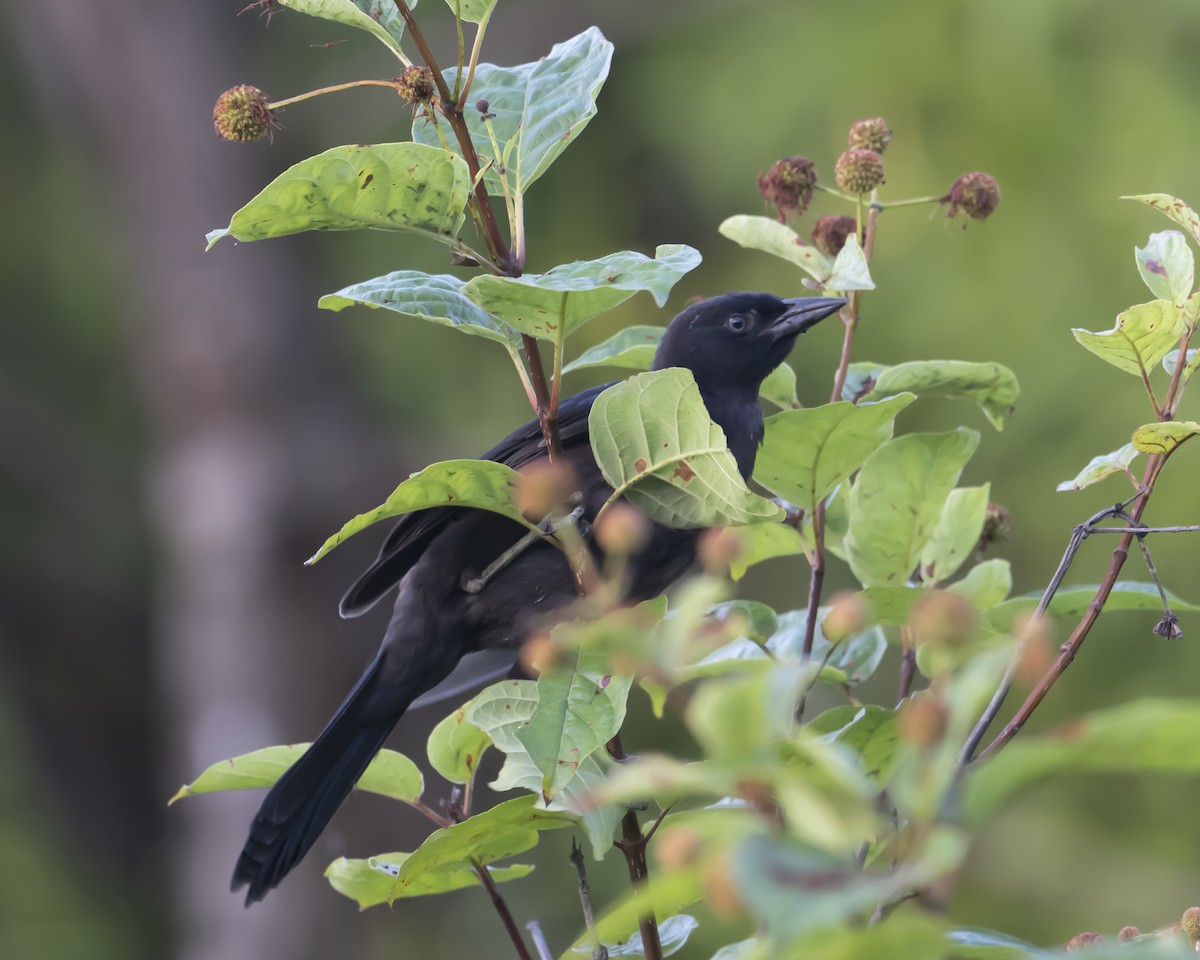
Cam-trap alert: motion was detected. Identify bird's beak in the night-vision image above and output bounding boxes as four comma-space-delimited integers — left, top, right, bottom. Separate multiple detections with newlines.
767, 297, 847, 341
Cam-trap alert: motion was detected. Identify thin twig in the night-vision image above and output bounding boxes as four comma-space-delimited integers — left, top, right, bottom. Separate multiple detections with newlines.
411, 800, 453, 828
571, 838, 608, 960
526, 920, 554, 960
1087, 524, 1200, 534
896, 627, 917, 705
266, 78, 402, 110
607, 734, 663, 960
473, 860, 534, 960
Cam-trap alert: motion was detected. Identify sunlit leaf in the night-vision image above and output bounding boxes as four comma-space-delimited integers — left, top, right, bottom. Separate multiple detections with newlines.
207, 143, 470, 248
319, 271, 519, 347
307, 459, 539, 564
169, 745, 423, 805
1122, 193, 1200, 248
589, 369, 784, 527
278, 0, 410, 57
1055, 443, 1140, 492
464, 245, 701, 341
718, 215, 834, 282
754, 395, 914, 514
1071, 300, 1185, 378
1135, 230, 1195, 304
862, 360, 1020, 430
1131, 420, 1200, 455
427, 703, 492, 785
562, 325, 663, 373
845, 430, 981, 588
825, 234, 875, 291
918, 485, 990, 585
326, 853, 531, 908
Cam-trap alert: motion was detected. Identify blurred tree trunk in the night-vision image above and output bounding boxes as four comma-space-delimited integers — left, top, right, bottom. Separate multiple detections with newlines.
6, 4, 387, 958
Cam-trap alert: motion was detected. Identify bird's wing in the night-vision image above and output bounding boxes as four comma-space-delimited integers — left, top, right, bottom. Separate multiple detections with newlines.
339, 383, 612, 617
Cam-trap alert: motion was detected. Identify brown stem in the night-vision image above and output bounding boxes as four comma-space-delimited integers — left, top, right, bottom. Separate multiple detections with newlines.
523, 334, 563, 459
1161, 321, 1196, 417
896, 628, 917, 705
607, 734, 662, 960
570, 838, 608, 960
473, 860, 535, 960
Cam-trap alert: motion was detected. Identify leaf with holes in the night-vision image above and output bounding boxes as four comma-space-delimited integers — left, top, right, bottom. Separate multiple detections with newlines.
326, 853, 531, 908
589, 369, 783, 527
169, 745, 423, 805
307, 459, 539, 564
464, 245, 700, 342
278, 0, 411, 57
845, 430, 981, 588
862, 360, 1020, 430
1135, 230, 1194, 305
319, 271, 519, 348
1123, 193, 1200, 247
1055, 443, 1141, 492
755, 395, 914, 514
1131, 420, 1200, 455
718, 215, 833, 282
1072, 300, 1185, 377
413, 28, 612, 193
206, 143, 471, 248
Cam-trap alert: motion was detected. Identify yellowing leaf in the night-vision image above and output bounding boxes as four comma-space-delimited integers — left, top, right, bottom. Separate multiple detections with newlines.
1131, 420, 1200, 455
1071, 300, 1185, 377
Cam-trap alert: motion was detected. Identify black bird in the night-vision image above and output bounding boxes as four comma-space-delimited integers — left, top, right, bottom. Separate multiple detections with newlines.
231, 292, 844, 903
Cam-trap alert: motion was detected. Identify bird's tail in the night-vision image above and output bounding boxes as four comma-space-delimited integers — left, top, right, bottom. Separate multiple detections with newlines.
230, 654, 411, 904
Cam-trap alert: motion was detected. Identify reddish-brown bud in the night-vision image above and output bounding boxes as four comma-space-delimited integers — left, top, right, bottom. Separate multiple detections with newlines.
1117, 926, 1140, 942
595, 503, 650, 557
514, 460, 577, 522
397, 65, 437, 105
978, 502, 1012, 552
757, 156, 817, 220
908, 591, 978, 649
519, 631, 560, 675
811, 214, 858, 257
942, 171, 1001, 222
834, 148, 885, 194
213, 85, 274, 143
697, 526, 744, 574
822, 591, 868, 643
898, 692, 949, 747
654, 826, 702, 870
1064, 932, 1105, 951
848, 117, 893, 154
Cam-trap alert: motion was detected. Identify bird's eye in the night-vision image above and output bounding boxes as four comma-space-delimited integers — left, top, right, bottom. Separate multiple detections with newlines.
725, 314, 748, 334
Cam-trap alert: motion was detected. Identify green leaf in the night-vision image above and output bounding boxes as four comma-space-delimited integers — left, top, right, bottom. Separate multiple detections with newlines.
389, 796, 572, 898
789, 916, 954, 960
587, 914, 700, 958
727, 523, 809, 580
572, 868, 705, 959
706, 599, 779, 644
1055, 443, 1140, 492
1122, 193, 1200, 248
948, 559, 1013, 610
755, 395, 915, 514
464, 245, 700, 342
563, 325, 663, 374
918, 484, 990, 585
840, 361, 889, 403
1131, 419, 1200, 455
413, 28, 613, 194
759, 361, 798, 409
307, 459, 539, 564
946, 927, 1042, 959
515, 643, 632, 799
427, 703, 492, 785
1071, 300, 1185, 377
1162, 347, 1199, 381
708, 940, 756, 960
862, 360, 1020, 430
206, 143, 470, 248
844, 430, 981, 588
987, 581, 1200, 632
466, 680, 619, 858
1135, 230, 1195, 304
589, 369, 784, 527
169, 745, 423, 805
326, 853, 531, 908
319, 271, 519, 348
825, 234, 875, 292
443, 0, 494, 24
687, 661, 811, 759
718, 215, 833, 282
965, 699, 1200, 823
278, 0, 410, 57
807, 705, 899, 783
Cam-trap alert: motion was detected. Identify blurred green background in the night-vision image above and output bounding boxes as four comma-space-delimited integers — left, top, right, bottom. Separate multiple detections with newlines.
4, 0, 1200, 957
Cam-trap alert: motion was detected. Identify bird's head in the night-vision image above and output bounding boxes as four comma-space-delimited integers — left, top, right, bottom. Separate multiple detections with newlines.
651, 292, 846, 392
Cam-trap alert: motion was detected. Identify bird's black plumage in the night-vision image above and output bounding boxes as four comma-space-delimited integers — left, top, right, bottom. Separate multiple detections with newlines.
231, 292, 844, 903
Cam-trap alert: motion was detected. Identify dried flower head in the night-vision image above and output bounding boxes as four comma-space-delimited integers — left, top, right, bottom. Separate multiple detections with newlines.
212, 85, 275, 143
1182, 907, 1200, 944
811, 214, 857, 257
848, 117, 893, 154
834, 148, 885, 194
978, 502, 1012, 553
397, 65, 437, 105
757, 156, 817, 221
1153, 613, 1183, 640
1064, 932, 1105, 952
1117, 927, 1140, 943
942, 171, 1001, 222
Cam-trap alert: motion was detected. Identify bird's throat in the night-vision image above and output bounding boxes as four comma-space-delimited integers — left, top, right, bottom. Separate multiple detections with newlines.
699, 385, 764, 479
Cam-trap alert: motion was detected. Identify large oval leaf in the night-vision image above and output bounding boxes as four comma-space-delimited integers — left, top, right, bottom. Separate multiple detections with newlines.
206, 143, 470, 248
327, 853, 531, 908
1131, 419, 1200, 455
319, 271, 519, 347
861, 360, 1020, 430
278, 0, 410, 57
562, 325, 664, 374
1071, 300, 1185, 378
754, 395, 915, 514
844, 429, 981, 588
718, 215, 833, 282
918, 484, 990, 585
588, 369, 784, 527
307, 459, 540, 565
413, 28, 613, 193
464, 245, 700, 341
427, 703, 492, 785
